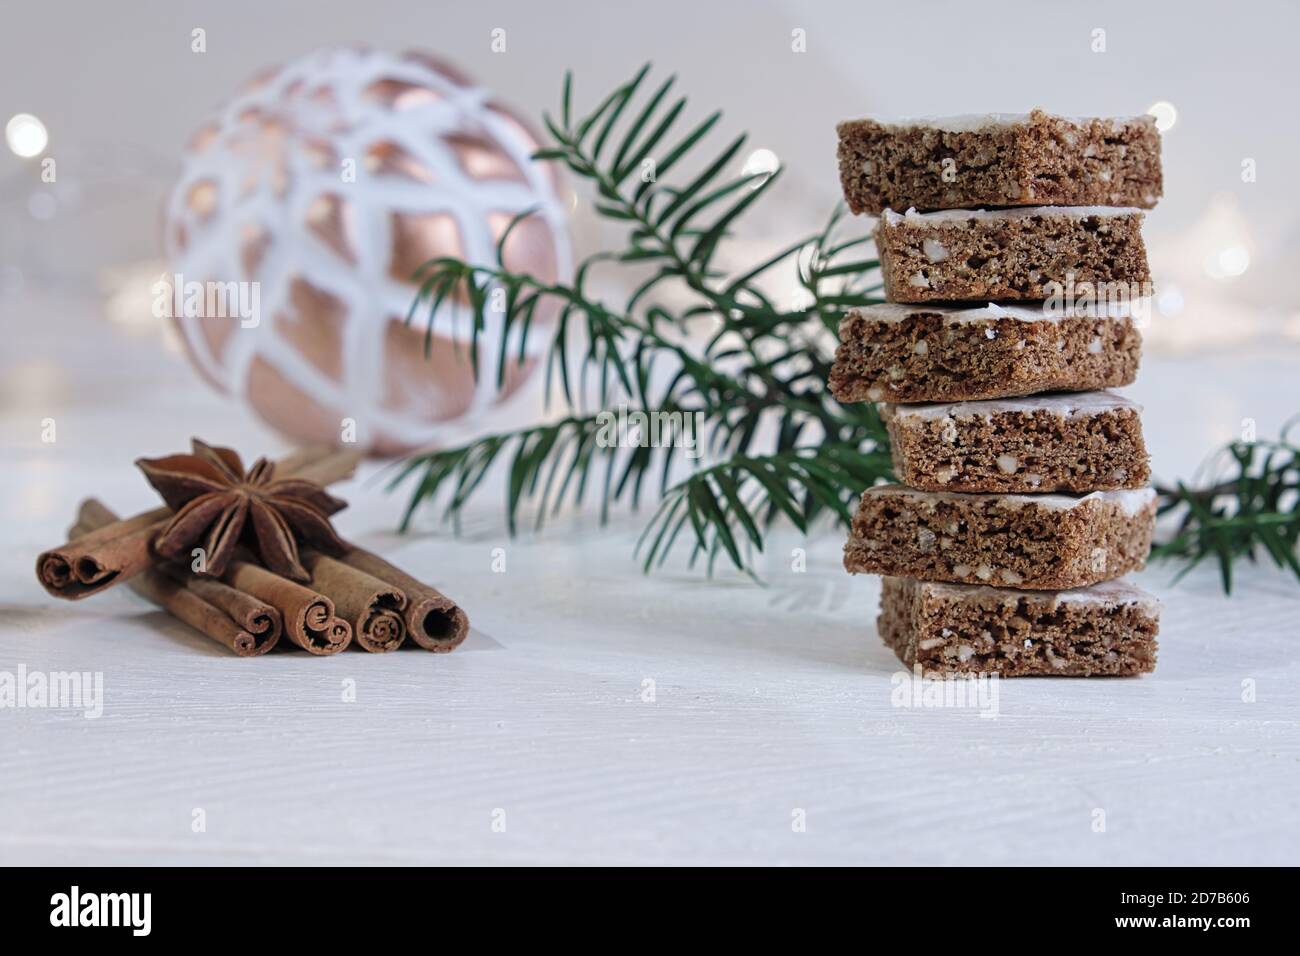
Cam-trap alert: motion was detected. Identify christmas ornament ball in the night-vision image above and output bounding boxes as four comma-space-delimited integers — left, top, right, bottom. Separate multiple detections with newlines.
162, 48, 572, 454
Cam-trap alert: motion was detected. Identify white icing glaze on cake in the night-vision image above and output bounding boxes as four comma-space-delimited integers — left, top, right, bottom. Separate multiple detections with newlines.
866, 483, 1156, 515
881, 205, 1144, 226
856, 113, 1153, 134
886, 390, 1141, 422
920, 577, 1162, 611
846, 300, 1139, 324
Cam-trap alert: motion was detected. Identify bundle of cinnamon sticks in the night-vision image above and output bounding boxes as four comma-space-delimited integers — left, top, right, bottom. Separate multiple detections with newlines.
40, 446, 469, 657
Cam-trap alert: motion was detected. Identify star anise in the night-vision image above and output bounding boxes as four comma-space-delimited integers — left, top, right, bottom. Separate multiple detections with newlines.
136, 439, 348, 582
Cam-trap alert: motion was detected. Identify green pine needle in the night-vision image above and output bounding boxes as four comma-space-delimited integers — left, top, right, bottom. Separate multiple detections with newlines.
1151, 420, 1300, 594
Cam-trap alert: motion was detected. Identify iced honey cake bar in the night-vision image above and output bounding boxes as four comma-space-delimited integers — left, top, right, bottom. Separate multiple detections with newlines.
875, 206, 1151, 303
828, 302, 1143, 404
844, 485, 1156, 590
883, 391, 1150, 494
878, 576, 1160, 677
836, 110, 1163, 215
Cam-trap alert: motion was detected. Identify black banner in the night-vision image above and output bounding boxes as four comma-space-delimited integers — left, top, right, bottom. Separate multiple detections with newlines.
0, 867, 1279, 941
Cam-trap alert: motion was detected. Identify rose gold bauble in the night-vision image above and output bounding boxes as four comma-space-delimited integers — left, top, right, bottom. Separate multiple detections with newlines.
162, 48, 571, 454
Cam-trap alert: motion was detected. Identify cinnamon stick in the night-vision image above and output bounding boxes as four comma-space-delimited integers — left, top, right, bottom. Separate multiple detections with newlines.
337, 547, 469, 653
71, 501, 281, 657
303, 552, 407, 653
280, 447, 364, 487
221, 559, 352, 655
42, 506, 166, 599
155, 565, 282, 648
37, 445, 361, 600
324, 616, 354, 649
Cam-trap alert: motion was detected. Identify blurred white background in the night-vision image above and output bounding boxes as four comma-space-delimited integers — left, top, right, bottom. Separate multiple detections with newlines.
2, 0, 1298, 472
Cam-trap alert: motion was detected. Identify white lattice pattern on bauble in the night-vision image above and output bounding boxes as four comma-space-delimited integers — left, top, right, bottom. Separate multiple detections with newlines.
163, 47, 572, 452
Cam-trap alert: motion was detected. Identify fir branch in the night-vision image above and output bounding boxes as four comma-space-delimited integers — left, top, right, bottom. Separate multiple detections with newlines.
408, 64, 882, 408
636, 440, 893, 578
388, 413, 643, 536
394, 63, 893, 576
1151, 420, 1300, 593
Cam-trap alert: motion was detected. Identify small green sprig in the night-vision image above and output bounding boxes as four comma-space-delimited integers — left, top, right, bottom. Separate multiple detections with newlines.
1151, 419, 1300, 593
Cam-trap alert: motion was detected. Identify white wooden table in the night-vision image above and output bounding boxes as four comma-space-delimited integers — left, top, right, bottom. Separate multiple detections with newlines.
2, 292, 1298, 865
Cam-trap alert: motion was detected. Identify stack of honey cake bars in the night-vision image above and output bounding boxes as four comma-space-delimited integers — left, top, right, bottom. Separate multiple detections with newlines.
829, 111, 1164, 677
